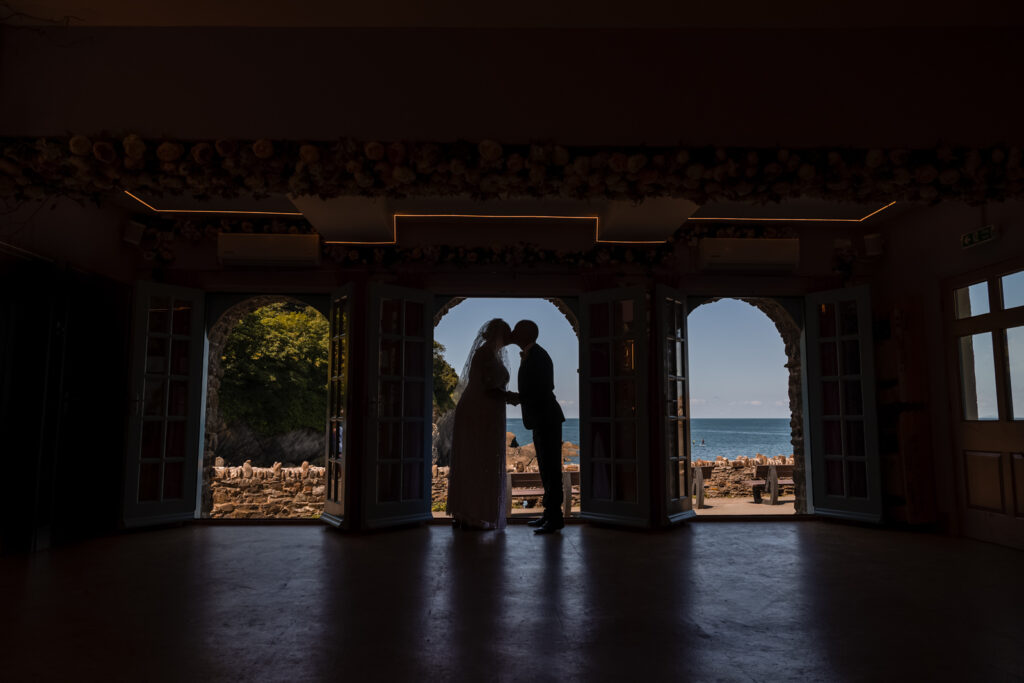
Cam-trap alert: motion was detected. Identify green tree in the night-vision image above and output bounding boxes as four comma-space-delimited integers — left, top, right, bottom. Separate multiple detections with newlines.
433, 340, 459, 414
220, 303, 329, 435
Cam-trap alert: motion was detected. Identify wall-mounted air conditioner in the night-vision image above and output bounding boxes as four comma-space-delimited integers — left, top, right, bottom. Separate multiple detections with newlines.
698, 237, 800, 271
216, 233, 321, 267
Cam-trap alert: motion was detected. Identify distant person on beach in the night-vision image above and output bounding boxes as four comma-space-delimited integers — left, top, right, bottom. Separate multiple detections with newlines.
447, 319, 518, 530
509, 320, 566, 534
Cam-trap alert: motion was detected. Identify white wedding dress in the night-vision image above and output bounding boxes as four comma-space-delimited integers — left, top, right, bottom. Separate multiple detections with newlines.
446, 342, 509, 530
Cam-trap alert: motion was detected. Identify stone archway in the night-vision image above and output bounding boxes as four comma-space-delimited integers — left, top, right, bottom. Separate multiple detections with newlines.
201, 294, 321, 517
691, 297, 807, 513
433, 296, 580, 334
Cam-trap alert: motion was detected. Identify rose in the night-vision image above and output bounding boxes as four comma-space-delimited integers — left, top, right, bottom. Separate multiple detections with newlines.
478, 139, 503, 163
299, 144, 320, 165
251, 139, 274, 159
190, 142, 214, 165
92, 141, 117, 164
392, 166, 416, 184
608, 153, 628, 173
627, 154, 647, 174
364, 141, 385, 161
157, 141, 184, 162
123, 134, 147, 160
215, 139, 237, 157
69, 135, 92, 156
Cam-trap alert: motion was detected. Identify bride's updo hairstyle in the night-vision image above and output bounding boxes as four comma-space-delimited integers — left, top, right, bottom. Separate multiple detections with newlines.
482, 318, 512, 346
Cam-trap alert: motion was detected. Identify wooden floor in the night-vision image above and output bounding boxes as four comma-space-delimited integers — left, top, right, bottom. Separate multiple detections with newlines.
2, 522, 1022, 682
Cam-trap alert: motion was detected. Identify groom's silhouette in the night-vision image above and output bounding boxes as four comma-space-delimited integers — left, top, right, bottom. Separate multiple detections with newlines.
510, 320, 566, 534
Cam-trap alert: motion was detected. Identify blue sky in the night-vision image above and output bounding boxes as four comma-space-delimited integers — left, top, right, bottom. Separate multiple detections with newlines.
434, 297, 790, 419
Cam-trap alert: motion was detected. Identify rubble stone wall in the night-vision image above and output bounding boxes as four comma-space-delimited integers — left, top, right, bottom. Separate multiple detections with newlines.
210, 460, 325, 518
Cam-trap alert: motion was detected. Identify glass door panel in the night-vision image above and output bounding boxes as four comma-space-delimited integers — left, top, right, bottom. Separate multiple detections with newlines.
580, 287, 649, 526
322, 286, 353, 527
124, 283, 205, 527
658, 286, 694, 522
805, 285, 881, 522
362, 284, 433, 528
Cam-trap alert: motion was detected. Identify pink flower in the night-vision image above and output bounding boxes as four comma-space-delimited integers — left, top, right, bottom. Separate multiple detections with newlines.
251, 139, 274, 159
69, 135, 92, 156
190, 142, 214, 165
215, 140, 237, 157
364, 141, 385, 161
92, 141, 117, 164
299, 144, 321, 164
478, 140, 503, 163
157, 141, 184, 162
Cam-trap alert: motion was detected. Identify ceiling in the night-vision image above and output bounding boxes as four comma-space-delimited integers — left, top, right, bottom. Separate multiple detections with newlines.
7, 0, 1024, 28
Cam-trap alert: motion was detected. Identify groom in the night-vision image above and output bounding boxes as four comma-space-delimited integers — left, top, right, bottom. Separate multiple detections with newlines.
509, 320, 566, 534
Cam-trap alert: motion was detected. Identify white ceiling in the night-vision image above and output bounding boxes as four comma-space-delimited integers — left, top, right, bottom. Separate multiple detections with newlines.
9, 0, 1024, 27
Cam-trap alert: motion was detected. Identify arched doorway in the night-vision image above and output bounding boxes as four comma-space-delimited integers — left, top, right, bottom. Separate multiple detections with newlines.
432, 297, 581, 519
688, 296, 806, 513
202, 295, 330, 518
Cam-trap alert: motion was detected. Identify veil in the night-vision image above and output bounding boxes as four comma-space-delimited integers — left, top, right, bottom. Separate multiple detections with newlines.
452, 318, 510, 405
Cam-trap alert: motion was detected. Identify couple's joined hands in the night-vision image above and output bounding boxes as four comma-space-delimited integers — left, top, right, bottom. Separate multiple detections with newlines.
505, 391, 520, 406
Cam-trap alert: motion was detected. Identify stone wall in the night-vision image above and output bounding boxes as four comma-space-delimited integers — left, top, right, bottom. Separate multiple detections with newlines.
210, 460, 325, 518
695, 456, 797, 497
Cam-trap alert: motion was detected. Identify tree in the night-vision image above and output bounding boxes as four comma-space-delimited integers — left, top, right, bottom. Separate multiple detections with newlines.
220, 303, 329, 436
433, 340, 459, 415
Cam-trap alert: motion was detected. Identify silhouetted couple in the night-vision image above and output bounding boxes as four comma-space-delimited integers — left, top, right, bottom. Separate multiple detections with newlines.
447, 319, 566, 534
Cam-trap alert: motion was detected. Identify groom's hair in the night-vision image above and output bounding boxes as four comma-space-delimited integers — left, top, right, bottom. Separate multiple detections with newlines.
515, 320, 539, 344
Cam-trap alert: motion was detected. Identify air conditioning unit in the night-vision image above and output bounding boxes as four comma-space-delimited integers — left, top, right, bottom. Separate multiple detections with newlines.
698, 237, 800, 271
217, 233, 321, 267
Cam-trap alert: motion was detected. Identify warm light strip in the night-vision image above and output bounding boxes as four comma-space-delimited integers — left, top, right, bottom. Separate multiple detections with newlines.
123, 190, 304, 217
327, 213, 603, 246
687, 201, 897, 223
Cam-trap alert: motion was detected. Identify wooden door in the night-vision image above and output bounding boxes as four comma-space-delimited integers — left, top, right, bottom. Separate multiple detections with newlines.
947, 266, 1024, 549
124, 283, 206, 527
579, 287, 650, 526
321, 286, 353, 528
657, 286, 696, 523
361, 284, 434, 528
805, 286, 882, 522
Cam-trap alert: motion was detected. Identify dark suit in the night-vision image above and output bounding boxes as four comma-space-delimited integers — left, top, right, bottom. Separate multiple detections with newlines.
518, 344, 566, 521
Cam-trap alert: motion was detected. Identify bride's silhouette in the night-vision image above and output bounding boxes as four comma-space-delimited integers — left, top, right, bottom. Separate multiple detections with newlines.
446, 319, 518, 530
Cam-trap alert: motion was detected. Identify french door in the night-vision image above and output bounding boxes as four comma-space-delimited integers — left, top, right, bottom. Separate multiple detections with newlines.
657, 286, 695, 522
947, 265, 1024, 549
321, 286, 353, 527
124, 283, 206, 527
580, 287, 650, 526
361, 284, 434, 528
805, 285, 882, 522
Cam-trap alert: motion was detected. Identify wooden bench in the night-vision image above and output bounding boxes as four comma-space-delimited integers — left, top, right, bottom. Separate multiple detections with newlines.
506, 470, 581, 517
690, 465, 715, 509
745, 464, 795, 504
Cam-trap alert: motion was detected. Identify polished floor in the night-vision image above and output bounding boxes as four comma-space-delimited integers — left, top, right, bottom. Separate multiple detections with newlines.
2, 522, 1022, 682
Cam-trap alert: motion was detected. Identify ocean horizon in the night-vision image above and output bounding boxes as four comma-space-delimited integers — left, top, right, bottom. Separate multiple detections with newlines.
506, 417, 792, 461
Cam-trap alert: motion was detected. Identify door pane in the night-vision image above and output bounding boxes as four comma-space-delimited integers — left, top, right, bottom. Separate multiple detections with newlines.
380, 299, 401, 334
843, 380, 863, 416
170, 340, 190, 375
591, 384, 611, 418
1007, 326, 1024, 420
590, 343, 610, 377
163, 461, 184, 499
846, 461, 867, 498
823, 420, 842, 455
592, 422, 611, 458
403, 422, 424, 461
1003, 271, 1024, 310
380, 340, 401, 375
378, 464, 400, 502
614, 340, 636, 374
168, 380, 188, 416
404, 301, 424, 336
141, 421, 163, 459
380, 381, 401, 416
593, 462, 612, 499
615, 300, 635, 335
144, 379, 165, 416
841, 340, 861, 374
958, 333, 999, 420
146, 337, 168, 374
839, 300, 859, 335
139, 463, 161, 502
590, 302, 610, 337
148, 297, 171, 333
171, 301, 192, 334
825, 459, 844, 496
818, 303, 837, 337
614, 380, 635, 418
822, 381, 840, 415
404, 341, 426, 377
845, 420, 865, 457
820, 341, 838, 376
615, 422, 636, 460
614, 464, 637, 502
165, 421, 186, 459
954, 282, 990, 318
402, 463, 422, 501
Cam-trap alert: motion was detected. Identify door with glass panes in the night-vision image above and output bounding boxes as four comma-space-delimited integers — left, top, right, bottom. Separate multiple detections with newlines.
579, 288, 650, 526
124, 283, 206, 527
361, 284, 434, 528
805, 286, 882, 522
948, 266, 1024, 549
657, 286, 695, 523
322, 286, 353, 527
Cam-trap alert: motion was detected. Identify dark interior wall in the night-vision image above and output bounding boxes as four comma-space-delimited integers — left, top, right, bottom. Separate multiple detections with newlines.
2, 26, 1022, 146
871, 201, 1024, 529
0, 253, 130, 553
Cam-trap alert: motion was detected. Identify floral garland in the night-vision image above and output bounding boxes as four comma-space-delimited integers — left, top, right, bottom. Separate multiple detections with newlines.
1, 135, 1022, 208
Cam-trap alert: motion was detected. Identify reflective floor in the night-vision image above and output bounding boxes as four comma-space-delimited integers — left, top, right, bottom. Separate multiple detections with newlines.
2, 522, 1022, 682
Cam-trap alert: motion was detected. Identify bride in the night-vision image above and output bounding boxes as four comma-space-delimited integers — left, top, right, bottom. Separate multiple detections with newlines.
446, 318, 517, 530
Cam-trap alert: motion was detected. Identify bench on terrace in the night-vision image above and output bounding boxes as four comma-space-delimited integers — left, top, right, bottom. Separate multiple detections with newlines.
745, 464, 795, 504
505, 470, 581, 517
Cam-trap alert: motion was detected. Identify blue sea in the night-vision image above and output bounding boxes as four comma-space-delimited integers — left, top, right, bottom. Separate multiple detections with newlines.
506, 417, 791, 461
